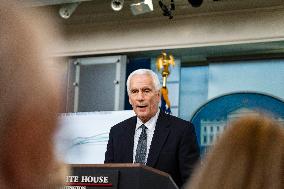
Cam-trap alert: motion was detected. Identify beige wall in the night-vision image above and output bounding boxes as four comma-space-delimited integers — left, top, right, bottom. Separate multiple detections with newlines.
54, 6, 284, 56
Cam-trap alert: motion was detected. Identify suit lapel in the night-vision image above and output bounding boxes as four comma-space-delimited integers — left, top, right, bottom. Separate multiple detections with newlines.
146, 112, 170, 167
121, 116, 136, 163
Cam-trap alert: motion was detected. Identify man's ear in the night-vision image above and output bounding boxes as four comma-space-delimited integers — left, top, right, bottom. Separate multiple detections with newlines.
157, 90, 161, 98
129, 98, 133, 106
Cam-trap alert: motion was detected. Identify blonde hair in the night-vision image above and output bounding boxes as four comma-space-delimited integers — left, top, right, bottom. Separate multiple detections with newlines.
186, 114, 284, 189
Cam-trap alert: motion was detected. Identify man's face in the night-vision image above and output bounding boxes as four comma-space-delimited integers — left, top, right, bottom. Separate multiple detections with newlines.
129, 74, 160, 123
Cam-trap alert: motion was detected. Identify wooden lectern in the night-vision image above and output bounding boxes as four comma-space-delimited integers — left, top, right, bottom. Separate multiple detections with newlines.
65, 163, 179, 189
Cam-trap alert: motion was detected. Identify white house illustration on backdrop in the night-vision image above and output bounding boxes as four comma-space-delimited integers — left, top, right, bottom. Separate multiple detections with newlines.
200, 108, 284, 148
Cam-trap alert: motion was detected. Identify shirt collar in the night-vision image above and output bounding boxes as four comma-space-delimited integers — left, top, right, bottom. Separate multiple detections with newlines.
136, 109, 160, 131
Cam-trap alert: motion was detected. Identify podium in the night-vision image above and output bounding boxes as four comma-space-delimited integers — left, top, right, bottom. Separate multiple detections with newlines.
65, 163, 179, 189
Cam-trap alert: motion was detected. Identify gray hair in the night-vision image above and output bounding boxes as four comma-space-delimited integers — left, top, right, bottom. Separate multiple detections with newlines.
126, 69, 161, 95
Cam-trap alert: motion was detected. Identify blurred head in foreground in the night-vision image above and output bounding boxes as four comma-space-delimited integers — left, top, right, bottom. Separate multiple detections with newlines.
185, 114, 284, 189
0, 1, 67, 189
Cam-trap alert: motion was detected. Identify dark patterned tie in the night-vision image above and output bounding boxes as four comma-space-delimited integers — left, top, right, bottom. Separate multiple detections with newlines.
135, 124, 147, 164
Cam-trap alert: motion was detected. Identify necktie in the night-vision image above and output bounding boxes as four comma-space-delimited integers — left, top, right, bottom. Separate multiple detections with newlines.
135, 124, 147, 164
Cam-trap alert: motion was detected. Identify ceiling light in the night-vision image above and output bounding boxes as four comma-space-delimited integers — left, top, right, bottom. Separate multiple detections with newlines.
188, 0, 203, 7
159, 0, 175, 19
59, 2, 81, 19
130, 0, 153, 15
111, 0, 124, 11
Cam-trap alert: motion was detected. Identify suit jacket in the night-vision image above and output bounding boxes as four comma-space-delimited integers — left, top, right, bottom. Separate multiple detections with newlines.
104, 111, 200, 188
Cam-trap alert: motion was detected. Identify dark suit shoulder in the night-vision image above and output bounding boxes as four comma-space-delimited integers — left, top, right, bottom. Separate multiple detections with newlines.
165, 113, 190, 124
160, 112, 194, 130
110, 115, 136, 132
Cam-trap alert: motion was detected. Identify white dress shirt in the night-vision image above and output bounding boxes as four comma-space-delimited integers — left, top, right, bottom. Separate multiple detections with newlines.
133, 109, 160, 163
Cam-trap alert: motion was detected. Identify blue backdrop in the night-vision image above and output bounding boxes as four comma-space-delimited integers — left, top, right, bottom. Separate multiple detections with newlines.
190, 92, 284, 155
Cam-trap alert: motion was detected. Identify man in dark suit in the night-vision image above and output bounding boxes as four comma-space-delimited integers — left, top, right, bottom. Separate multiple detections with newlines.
105, 69, 200, 188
